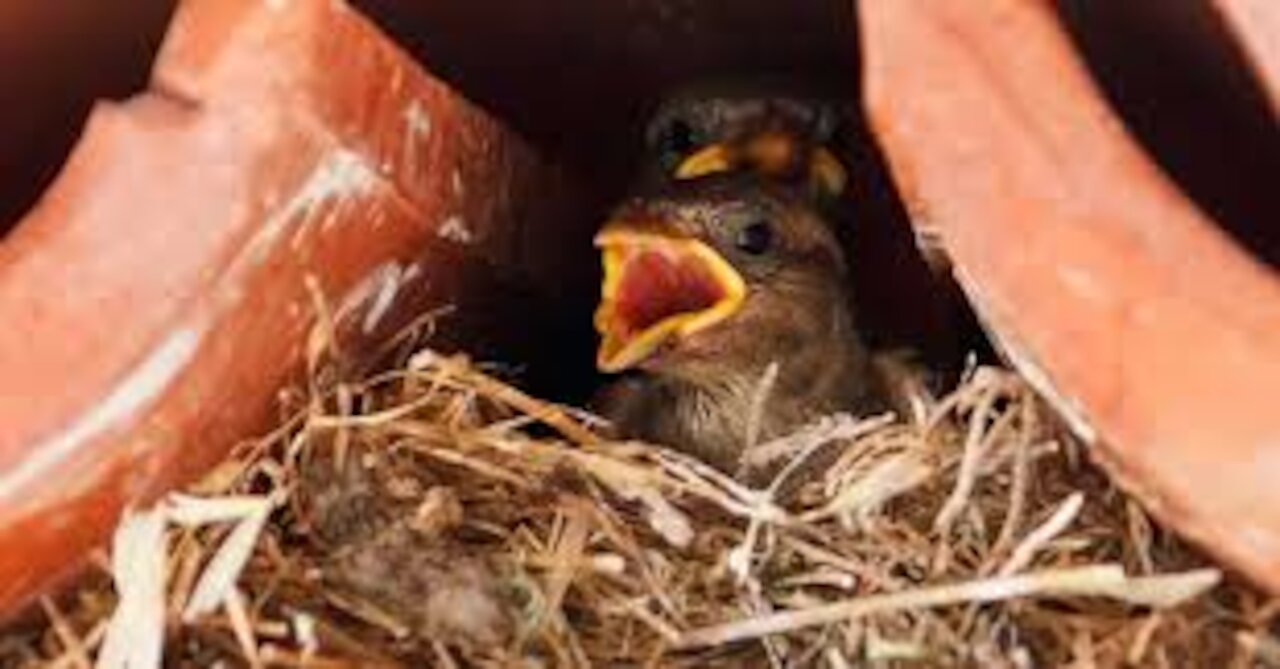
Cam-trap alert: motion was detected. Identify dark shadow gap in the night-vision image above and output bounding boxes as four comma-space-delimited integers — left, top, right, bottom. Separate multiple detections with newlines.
1055, 0, 1280, 267
0, 1, 178, 237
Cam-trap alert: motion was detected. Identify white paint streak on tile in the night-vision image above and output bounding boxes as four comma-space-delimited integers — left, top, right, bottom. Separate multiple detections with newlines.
332, 261, 409, 337
0, 329, 205, 504
1238, 523, 1280, 559
256, 149, 376, 253
318, 154, 378, 232
401, 100, 432, 177
0, 326, 205, 504
451, 168, 465, 197
362, 264, 405, 335
0, 150, 385, 516
404, 100, 432, 139
402, 262, 423, 284
438, 215, 474, 245
334, 270, 382, 327
1056, 264, 1109, 304
388, 67, 404, 97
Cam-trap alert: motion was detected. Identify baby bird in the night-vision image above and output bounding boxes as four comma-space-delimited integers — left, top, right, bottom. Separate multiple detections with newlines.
641, 87, 850, 203
592, 173, 879, 474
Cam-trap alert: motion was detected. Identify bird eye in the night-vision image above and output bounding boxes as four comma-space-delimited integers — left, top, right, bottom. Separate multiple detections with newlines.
663, 119, 696, 156
736, 220, 774, 255
658, 119, 704, 172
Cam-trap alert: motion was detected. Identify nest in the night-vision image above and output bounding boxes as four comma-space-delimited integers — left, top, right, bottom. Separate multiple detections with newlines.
2, 328, 1277, 668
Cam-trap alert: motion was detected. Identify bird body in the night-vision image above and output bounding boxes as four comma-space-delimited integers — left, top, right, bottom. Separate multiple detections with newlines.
597, 316, 874, 474
592, 174, 879, 474
587, 87, 933, 477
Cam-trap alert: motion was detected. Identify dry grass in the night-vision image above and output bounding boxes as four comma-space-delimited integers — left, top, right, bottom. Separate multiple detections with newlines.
2, 337, 1278, 668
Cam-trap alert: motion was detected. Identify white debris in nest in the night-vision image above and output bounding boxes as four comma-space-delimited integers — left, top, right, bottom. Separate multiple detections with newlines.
167, 493, 278, 527
96, 507, 168, 669
437, 215, 475, 245
182, 495, 278, 621
94, 493, 282, 669
292, 611, 319, 657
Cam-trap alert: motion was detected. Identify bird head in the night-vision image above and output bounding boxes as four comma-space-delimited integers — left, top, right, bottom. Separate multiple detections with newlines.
594, 174, 851, 381
644, 92, 849, 200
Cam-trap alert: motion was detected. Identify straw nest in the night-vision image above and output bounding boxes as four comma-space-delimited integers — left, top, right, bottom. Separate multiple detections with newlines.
2, 328, 1277, 668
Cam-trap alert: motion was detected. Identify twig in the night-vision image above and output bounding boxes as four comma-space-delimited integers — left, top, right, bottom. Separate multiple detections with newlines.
40, 597, 92, 669
677, 565, 1218, 648
933, 383, 1003, 536
225, 588, 264, 669
998, 492, 1084, 576
986, 433, 1033, 571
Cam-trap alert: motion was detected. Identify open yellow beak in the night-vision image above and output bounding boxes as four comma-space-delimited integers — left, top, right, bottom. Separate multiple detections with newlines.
594, 225, 747, 372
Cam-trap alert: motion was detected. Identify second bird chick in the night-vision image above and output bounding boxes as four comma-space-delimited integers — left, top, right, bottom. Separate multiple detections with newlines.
643, 90, 850, 205
592, 173, 879, 475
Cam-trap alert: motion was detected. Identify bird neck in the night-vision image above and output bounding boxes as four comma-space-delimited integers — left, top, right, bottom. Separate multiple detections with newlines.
672, 311, 874, 420
775, 322, 873, 412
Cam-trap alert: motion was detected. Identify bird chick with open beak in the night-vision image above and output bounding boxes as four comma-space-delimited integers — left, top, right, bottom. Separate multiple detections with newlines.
592, 173, 878, 475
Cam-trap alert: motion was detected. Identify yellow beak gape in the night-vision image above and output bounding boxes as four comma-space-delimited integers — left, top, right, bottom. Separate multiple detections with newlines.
593, 227, 748, 373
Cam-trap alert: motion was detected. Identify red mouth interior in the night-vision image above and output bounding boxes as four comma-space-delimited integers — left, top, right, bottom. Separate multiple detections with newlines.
613, 248, 727, 337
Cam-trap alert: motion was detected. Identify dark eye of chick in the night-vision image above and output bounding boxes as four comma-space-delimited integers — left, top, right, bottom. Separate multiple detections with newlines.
663, 119, 696, 155
659, 119, 699, 170
735, 220, 774, 255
